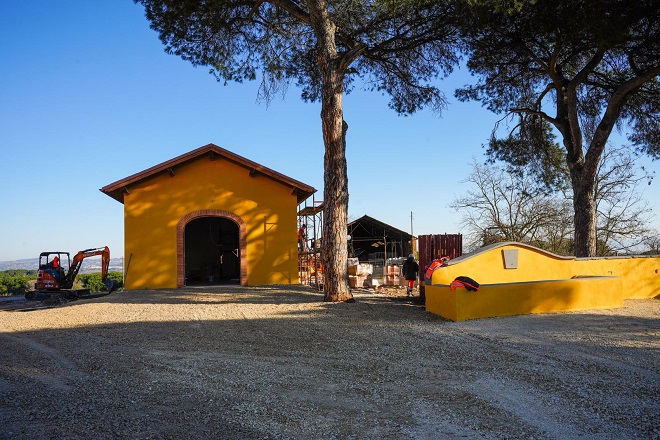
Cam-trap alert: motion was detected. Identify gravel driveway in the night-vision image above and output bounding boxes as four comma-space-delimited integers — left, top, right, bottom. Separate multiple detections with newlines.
1, 286, 658, 439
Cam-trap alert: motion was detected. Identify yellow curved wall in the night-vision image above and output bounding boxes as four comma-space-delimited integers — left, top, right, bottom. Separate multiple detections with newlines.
426, 242, 660, 321
426, 277, 624, 322
431, 243, 660, 299
123, 156, 299, 289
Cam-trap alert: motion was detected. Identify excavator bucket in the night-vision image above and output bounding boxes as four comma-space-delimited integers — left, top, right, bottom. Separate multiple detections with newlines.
104, 279, 118, 293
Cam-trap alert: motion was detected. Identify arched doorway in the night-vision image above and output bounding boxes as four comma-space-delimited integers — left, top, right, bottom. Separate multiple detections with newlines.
177, 210, 247, 287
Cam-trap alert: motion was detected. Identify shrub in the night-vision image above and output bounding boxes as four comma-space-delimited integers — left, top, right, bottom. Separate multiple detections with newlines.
0, 276, 36, 296
77, 272, 123, 292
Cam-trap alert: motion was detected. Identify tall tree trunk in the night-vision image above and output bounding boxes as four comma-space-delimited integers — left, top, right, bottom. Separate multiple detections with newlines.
557, 63, 655, 257
571, 167, 597, 257
308, 0, 352, 302
558, 86, 600, 258
565, 145, 598, 257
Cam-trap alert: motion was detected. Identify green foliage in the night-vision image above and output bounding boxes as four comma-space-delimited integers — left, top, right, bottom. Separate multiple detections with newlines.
135, 0, 460, 115
487, 120, 569, 192
0, 271, 123, 296
456, 0, 660, 154
0, 270, 37, 278
76, 273, 103, 292
0, 274, 36, 296
76, 272, 123, 292
454, 0, 660, 256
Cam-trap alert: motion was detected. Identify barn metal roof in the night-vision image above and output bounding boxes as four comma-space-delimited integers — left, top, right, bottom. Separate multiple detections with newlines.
348, 215, 413, 239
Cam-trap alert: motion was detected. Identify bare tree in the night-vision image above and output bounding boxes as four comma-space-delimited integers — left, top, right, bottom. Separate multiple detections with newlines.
450, 160, 573, 253
641, 235, 660, 255
593, 146, 656, 255
453, 147, 658, 256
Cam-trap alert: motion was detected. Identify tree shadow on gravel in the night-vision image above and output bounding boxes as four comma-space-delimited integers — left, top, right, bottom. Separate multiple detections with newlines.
1, 297, 658, 440
3, 284, 431, 311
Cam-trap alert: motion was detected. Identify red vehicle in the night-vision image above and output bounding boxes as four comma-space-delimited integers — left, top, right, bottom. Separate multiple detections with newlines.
28, 246, 117, 299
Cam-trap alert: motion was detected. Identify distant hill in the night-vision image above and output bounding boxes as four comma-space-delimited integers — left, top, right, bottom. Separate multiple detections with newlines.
0, 257, 124, 273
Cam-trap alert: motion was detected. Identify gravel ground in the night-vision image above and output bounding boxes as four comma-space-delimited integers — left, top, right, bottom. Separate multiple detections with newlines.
1, 285, 658, 439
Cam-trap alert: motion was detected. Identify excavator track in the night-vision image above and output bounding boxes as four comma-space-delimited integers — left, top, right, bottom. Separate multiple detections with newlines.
2, 288, 117, 312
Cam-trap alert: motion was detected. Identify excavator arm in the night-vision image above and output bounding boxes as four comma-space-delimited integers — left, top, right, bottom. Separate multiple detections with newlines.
65, 246, 116, 291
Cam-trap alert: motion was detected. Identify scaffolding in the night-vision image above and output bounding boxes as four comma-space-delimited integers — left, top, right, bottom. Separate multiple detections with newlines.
297, 195, 323, 290
297, 207, 420, 290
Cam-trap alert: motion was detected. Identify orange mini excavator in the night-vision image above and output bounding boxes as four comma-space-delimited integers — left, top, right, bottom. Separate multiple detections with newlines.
27, 246, 117, 300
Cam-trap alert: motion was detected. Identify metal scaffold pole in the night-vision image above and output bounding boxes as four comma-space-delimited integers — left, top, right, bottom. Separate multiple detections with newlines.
297, 193, 324, 290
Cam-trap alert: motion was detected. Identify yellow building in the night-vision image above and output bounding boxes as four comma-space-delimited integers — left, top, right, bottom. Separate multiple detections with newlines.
101, 144, 315, 289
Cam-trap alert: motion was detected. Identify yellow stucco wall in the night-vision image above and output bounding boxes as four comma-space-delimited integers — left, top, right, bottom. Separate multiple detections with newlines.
123, 156, 299, 289
426, 277, 624, 321
426, 242, 659, 321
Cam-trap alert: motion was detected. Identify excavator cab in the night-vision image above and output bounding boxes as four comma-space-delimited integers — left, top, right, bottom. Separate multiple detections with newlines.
36, 251, 71, 290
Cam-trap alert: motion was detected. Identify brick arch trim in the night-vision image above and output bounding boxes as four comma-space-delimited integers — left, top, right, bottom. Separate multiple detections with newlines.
177, 210, 247, 288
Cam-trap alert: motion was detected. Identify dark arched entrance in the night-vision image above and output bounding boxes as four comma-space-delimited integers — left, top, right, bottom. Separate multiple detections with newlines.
184, 216, 240, 285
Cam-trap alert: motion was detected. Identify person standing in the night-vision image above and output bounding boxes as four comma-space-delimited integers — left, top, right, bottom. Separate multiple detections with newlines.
298, 224, 308, 252
402, 254, 419, 297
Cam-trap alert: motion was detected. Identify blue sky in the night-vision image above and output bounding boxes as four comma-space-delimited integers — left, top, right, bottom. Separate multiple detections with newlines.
1, 1, 658, 262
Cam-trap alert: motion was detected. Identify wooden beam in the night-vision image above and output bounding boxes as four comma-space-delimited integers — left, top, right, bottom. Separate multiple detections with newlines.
249, 169, 258, 178
208, 151, 217, 161
167, 167, 175, 177
122, 187, 131, 195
